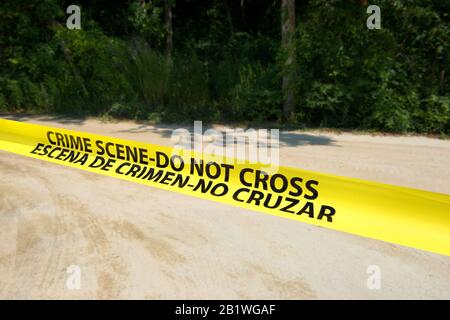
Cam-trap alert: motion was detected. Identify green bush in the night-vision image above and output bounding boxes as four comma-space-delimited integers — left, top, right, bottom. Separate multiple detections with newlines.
293, 0, 449, 133
123, 40, 169, 110
165, 53, 215, 121
0, 93, 7, 112
414, 95, 450, 133
231, 63, 281, 122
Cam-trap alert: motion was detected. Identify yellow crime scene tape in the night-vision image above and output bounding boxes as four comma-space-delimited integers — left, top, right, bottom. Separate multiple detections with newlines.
1, 118, 449, 256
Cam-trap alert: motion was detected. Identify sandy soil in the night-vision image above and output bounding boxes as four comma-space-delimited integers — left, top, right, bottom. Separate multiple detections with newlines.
0, 115, 449, 299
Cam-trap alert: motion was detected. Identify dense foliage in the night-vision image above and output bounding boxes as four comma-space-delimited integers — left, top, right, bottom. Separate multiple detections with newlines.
0, 0, 449, 133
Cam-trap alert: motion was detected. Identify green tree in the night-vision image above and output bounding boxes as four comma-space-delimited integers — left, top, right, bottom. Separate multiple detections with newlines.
281, 0, 296, 120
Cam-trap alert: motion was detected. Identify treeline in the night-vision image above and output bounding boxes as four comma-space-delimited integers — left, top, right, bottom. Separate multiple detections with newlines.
0, 0, 449, 133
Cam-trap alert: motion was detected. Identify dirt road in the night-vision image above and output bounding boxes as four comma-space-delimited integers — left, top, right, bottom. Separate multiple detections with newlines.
0, 115, 449, 299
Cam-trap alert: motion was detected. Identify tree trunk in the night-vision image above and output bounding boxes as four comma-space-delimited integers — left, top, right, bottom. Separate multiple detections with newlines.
281, 0, 296, 120
164, 0, 173, 59
224, 0, 234, 36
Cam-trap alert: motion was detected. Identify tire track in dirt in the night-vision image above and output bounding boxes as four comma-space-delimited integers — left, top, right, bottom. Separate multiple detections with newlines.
56, 195, 130, 299
0, 155, 131, 298
0, 156, 66, 298
32, 161, 131, 298
0, 197, 18, 296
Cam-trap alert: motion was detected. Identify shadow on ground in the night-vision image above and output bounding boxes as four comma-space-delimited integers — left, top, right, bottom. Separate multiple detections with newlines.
1, 113, 86, 125
116, 123, 337, 147
0, 114, 337, 147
